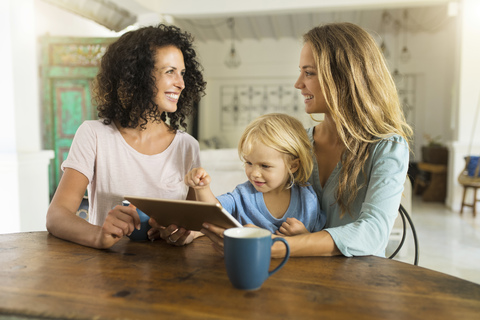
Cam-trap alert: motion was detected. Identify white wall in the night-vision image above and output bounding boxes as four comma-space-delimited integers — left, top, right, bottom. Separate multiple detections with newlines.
1, 0, 55, 234
396, 16, 457, 158
196, 38, 317, 148
0, 0, 20, 233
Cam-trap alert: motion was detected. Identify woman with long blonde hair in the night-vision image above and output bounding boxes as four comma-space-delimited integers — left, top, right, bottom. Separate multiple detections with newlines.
202, 22, 412, 257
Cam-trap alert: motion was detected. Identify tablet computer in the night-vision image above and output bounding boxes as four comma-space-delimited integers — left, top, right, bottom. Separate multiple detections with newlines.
123, 196, 243, 231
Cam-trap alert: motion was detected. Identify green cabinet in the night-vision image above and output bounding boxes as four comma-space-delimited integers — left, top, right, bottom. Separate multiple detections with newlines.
41, 36, 116, 197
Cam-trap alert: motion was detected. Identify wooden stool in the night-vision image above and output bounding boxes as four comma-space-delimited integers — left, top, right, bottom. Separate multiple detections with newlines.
460, 185, 479, 217
458, 156, 480, 217
416, 162, 447, 202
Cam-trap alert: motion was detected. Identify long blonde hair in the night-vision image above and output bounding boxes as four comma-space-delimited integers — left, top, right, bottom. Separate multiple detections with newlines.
238, 113, 313, 188
304, 22, 412, 216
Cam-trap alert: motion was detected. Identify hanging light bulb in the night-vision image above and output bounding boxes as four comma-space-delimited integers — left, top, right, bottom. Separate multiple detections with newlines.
225, 42, 241, 68
379, 11, 391, 59
224, 18, 241, 68
400, 9, 411, 63
400, 46, 411, 63
392, 68, 404, 84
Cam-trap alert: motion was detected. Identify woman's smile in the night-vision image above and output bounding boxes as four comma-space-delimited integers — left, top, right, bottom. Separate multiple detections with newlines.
165, 92, 180, 102
303, 94, 314, 103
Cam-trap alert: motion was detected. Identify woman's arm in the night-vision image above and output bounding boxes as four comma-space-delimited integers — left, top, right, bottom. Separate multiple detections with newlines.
271, 231, 341, 258
46, 168, 140, 249
201, 223, 341, 257
325, 136, 410, 257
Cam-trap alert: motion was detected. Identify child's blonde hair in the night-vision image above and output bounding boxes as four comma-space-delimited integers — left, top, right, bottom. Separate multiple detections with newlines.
238, 113, 313, 188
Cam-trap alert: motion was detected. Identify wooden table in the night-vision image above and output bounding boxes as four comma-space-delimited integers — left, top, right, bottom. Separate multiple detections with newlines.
1, 232, 479, 319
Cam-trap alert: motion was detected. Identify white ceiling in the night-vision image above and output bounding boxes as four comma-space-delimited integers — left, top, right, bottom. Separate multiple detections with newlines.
173, 11, 385, 42
42, 0, 453, 41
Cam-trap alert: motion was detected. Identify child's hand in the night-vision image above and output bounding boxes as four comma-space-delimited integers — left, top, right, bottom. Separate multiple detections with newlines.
184, 167, 211, 189
276, 217, 310, 236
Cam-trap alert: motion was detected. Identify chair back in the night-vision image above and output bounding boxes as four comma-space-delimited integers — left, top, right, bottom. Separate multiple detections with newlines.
388, 204, 419, 266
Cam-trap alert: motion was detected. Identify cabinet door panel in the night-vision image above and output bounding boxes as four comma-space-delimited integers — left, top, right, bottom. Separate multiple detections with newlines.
51, 79, 96, 190
41, 37, 115, 197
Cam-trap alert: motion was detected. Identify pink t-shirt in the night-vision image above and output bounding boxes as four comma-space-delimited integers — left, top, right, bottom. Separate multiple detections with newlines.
61, 120, 201, 226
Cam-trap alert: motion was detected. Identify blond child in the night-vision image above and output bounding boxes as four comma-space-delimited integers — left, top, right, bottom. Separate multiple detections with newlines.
185, 113, 325, 235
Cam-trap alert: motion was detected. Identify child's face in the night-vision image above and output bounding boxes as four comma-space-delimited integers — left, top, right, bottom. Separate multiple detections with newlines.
243, 142, 291, 195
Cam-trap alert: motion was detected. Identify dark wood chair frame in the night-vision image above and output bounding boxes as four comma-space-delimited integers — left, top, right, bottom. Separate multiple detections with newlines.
388, 204, 419, 266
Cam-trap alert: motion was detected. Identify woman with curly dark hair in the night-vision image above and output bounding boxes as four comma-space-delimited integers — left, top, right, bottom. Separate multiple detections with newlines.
46, 24, 206, 249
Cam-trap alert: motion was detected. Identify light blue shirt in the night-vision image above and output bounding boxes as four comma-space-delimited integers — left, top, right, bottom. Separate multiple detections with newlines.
306, 127, 409, 257
217, 181, 326, 234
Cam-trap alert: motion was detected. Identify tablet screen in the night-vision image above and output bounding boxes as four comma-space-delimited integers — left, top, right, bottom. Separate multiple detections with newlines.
124, 196, 242, 231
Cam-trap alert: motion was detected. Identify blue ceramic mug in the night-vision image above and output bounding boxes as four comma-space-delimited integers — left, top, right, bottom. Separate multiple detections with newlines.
122, 200, 151, 241
223, 227, 290, 290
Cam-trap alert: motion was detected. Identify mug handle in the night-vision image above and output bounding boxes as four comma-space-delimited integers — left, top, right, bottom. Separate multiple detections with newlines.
268, 237, 290, 277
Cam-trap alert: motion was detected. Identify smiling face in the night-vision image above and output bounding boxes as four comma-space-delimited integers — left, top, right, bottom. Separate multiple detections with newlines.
243, 142, 295, 195
294, 42, 328, 115
152, 45, 185, 114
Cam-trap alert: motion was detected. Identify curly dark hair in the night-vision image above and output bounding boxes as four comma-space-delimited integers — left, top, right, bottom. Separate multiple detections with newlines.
93, 24, 206, 131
